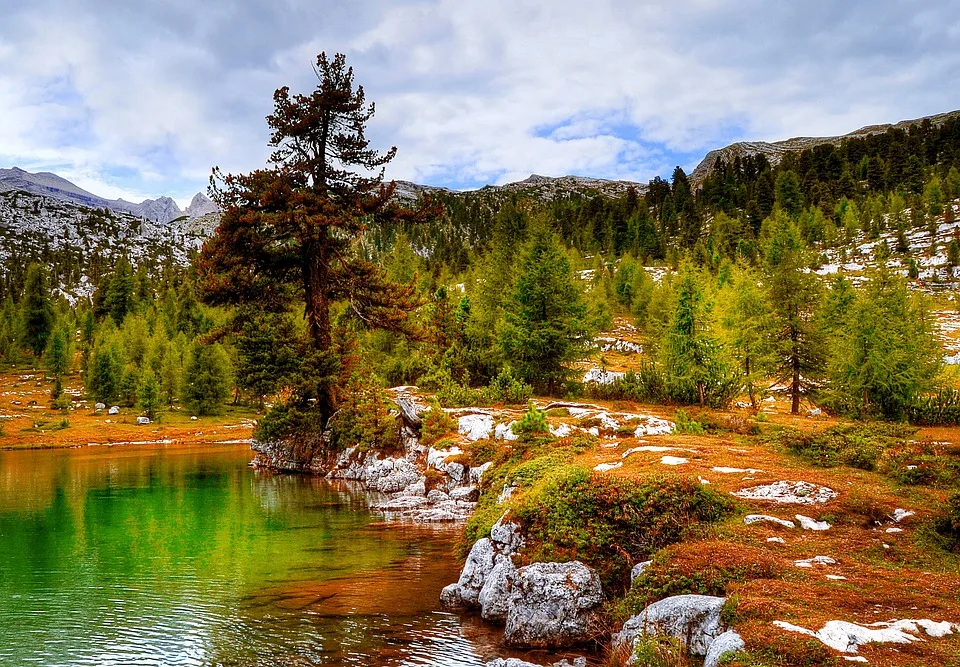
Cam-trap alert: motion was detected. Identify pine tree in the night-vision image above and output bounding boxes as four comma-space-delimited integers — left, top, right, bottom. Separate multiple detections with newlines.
105, 258, 136, 325
21, 263, 54, 357
829, 266, 941, 418
199, 52, 428, 432
498, 227, 591, 394
90, 345, 121, 404
775, 170, 804, 218
183, 343, 233, 416
235, 311, 299, 409
661, 264, 734, 407
764, 215, 825, 414
45, 327, 71, 398
159, 344, 182, 406
138, 371, 161, 420
719, 267, 774, 408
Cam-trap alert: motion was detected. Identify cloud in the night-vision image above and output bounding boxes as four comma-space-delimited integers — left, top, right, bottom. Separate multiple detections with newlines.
0, 0, 958, 199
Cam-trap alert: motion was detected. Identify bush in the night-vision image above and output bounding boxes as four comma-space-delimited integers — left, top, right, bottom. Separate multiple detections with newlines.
512, 403, 549, 435
933, 494, 960, 553
183, 343, 232, 416
585, 364, 666, 403
329, 374, 402, 453
420, 402, 456, 446
767, 423, 914, 471
907, 387, 960, 425
673, 409, 705, 435
513, 467, 735, 591
629, 634, 691, 667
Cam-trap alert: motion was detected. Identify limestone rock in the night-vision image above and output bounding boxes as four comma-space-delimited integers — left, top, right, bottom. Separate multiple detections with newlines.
108, 405, 120, 415
631, 560, 653, 582
704, 630, 745, 667
615, 594, 727, 657
490, 515, 525, 554
503, 561, 603, 648
479, 557, 516, 621
447, 538, 496, 607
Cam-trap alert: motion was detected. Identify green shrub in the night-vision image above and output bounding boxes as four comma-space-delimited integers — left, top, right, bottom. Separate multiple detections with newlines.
629, 634, 691, 667
933, 494, 960, 553
420, 402, 456, 446
512, 403, 549, 435
329, 374, 402, 453
673, 409, 705, 435
767, 423, 915, 471
513, 467, 735, 591
907, 387, 960, 425
585, 364, 667, 403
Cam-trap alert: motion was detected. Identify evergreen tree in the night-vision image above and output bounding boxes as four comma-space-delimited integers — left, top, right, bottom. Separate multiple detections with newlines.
498, 228, 591, 394
661, 264, 735, 407
105, 258, 136, 325
138, 371, 161, 420
21, 263, 54, 357
829, 266, 941, 418
160, 344, 182, 406
90, 345, 121, 404
183, 343, 233, 416
44, 326, 71, 398
719, 267, 774, 408
235, 311, 300, 408
200, 52, 428, 432
774, 170, 804, 217
764, 215, 825, 414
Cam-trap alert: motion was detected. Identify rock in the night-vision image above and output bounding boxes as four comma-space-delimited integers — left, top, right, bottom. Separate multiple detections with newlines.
794, 555, 837, 568
796, 514, 832, 531
445, 538, 496, 607
582, 367, 625, 385
136, 416, 151, 425
108, 405, 120, 415
484, 660, 540, 667
631, 560, 653, 582
495, 422, 519, 440
767, 537, 786, 544
892, 508, 915, 522
734, 481, 838, 505
405, 478, 427, 497
450, 486, 480, 502
504, 561, 604, 648
490, 515, 525, 554
661, 456, 688, 465
744, 514, 796, 529
440, 583, 466, 608
470, 461, 493, 485
632, 415, 675, 436
94, 402, 106, 411
459, 413, 495, 441
479, 557, 516, 621
773, 618, 959, 654
594, 461, 623, 472
498, 484, 518, 504
614, 594, 727, 657
704, 630, 745, 667
427, 489, 450, 504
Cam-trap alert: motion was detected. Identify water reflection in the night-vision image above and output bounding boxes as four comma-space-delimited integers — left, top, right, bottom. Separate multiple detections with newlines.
0, 444, 589, 666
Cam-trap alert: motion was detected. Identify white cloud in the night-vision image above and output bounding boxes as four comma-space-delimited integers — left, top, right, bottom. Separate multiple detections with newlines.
0, 0, 958, 198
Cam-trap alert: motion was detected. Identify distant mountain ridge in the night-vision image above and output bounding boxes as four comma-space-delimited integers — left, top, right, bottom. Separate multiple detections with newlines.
689, 109, 960, 187
0, 167, 215, 224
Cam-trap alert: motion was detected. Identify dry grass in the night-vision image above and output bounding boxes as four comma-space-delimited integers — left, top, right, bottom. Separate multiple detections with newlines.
0, 370, 257, 450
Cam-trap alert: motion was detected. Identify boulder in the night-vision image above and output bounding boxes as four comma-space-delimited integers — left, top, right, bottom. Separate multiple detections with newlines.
615, 594, 727, 657
704, 630, 745, 667
108, 405, 120, 415
631, 560, 653, 582
94, 402, 106, 411
503, 561, 604, 648
136, 416, 151, 425
450, 486, 480, 502
479, 557, 516, 621
442, 538, 496, 607
490, 515, 525, 554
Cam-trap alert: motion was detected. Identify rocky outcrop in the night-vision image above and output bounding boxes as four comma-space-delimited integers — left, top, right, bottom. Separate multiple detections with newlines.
704, 630, 745, 667
440, 515, 525, 609
614, 595, 728, 658
504, 561, 604, 648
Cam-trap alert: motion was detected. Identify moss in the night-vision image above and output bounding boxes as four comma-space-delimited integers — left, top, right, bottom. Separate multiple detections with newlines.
513, 467, 735, 592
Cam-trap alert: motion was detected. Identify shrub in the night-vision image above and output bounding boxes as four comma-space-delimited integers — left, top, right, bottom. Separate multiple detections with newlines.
420, 402, 456, 446
933, 494, 960, 553
513, 467, 735, 591
512, 403, 549, 435
673, 409, 705, 435
907, 388, 960, 425
766, 423, 915, 471
585, 364, 667, 403
329, 373, 402, 453
629, 634, 691, 667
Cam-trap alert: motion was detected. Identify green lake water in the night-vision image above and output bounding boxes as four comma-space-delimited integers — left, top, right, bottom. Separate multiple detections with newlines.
0, 443, 578, 666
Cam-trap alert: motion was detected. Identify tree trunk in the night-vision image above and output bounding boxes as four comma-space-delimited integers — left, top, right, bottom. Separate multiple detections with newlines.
303, 231, 334, 423
791, 347, 801, 415
698, 380, 705, 407
745, 357, 755, 409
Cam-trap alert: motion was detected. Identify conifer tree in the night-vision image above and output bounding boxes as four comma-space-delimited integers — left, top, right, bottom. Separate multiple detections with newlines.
45, 326, 71, 398
21, 263, 54, 357
199, 52, 429, 432
719, 267, 774, 408
764, 215, 825, 414
105, 258, 136, 325
183, 343, 232, 416
138, 371, 161, 420
499, 227, 591, 394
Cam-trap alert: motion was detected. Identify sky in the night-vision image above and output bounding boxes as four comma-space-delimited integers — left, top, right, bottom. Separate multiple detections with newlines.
1, 0, 958, 208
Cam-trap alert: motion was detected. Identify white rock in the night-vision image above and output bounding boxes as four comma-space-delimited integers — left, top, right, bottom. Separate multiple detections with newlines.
712, 466, 761, 474
94, 402, 106, 411
504, 561, 604, 648
704, 630, 745, 667
826, 575, 847, 581
661, 456, 688, 465
582, 367, 625, 385
136, 416, 151, 425
796, 515, 832, 531
633, 415, 675, 436
623, 445, 674, 456
885, 527, 904, 534
631, 560, 653, 582
615, 595, 727, 657
495, 422, 519, 441
774, 618, 959, 654
459, 413, 494, 441
108, 405, 120, 415
550, 423, 572, 438
745, 514, 796, 529
479, 557, 516, 622
734, 481, 838, 505
767, 537, 786, 544
892, 508, 915, 522
470, 461, 493, 485
490, 516, 525, 555
794, 555, 837, 568
594, 461, 623, 472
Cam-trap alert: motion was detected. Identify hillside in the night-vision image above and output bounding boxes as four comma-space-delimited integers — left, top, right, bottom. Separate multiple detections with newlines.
689, 109, 960, 187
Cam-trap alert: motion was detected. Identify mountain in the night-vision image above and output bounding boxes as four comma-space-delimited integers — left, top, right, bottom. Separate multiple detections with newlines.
0, 167, 215, 224
689, 109, 960, 188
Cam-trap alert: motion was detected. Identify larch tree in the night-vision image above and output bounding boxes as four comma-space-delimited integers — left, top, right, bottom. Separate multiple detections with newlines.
21, 263, 54, 358
199, 52, 431, 434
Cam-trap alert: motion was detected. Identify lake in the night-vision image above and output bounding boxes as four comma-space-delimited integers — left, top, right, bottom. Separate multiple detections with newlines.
0, 443, 583, 666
